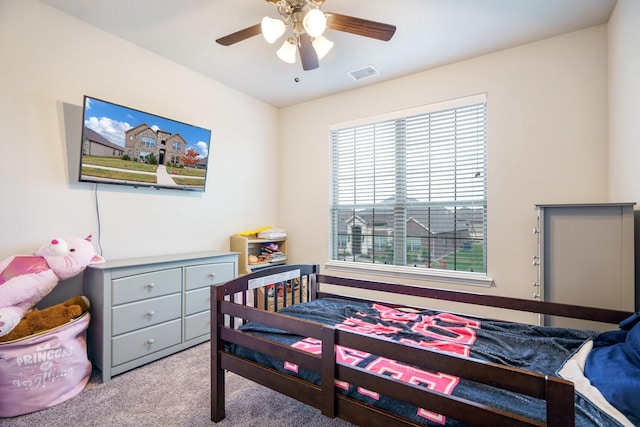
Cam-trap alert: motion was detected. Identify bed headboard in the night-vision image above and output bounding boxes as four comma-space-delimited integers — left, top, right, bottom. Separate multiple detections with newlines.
213, 264, 320, 318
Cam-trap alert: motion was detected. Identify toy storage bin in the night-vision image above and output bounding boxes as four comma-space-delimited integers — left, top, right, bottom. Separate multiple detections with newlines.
0, 312, 91, 418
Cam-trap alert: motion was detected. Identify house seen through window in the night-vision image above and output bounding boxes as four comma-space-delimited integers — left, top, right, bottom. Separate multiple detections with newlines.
329, 94, 487, 274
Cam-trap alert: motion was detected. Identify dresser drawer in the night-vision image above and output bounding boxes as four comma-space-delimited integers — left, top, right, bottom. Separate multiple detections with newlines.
111, 319, 181, 367
185, 262, 235, 290
112, 268, 182, 305
185, 311, 210, 341
185, 287, 210, 315
112, 294, 182, 335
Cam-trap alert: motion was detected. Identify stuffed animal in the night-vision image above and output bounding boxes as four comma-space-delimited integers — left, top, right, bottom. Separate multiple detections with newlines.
0, 235, 104, 337
0, 295, 90, 343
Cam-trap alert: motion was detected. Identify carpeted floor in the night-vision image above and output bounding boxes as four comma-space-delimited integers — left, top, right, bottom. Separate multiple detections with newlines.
2, 343, 356, 427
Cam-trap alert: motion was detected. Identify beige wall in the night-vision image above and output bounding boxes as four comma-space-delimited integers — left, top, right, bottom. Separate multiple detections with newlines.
279, 25, 612, 321
608, 0, 640, 202
0, 0, 280, 260
608, 0, 640, 310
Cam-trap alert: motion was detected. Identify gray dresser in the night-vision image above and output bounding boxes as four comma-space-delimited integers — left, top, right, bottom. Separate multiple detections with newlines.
84, 251, 238, 382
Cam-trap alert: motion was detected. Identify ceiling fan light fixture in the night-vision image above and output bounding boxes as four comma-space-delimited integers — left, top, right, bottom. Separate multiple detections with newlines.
261, 16, 286, 44
216, 2, 396, 72
302, 8, 326, 37
277, 38, 297, 64
312, 35, 333, 59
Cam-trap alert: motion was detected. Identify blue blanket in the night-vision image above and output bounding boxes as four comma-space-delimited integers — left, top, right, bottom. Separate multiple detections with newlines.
229, 298, 624, 426
585, 312, 640, 425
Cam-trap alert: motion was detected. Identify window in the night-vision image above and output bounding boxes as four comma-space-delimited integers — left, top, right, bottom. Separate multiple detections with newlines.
141, 136, 156, 148
330, 94, 487, 275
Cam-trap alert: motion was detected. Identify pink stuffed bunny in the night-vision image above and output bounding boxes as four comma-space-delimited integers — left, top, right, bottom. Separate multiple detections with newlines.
0, 235, 105, 337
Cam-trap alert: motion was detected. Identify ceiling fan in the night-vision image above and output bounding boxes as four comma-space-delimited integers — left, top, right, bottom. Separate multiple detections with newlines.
215, 0, 396, 71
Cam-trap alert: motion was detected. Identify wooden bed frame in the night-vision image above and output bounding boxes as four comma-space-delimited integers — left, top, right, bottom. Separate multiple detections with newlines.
210, 264, 632, 427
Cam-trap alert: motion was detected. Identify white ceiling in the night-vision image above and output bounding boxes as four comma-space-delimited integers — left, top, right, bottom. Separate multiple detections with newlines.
38, 0, 617, 108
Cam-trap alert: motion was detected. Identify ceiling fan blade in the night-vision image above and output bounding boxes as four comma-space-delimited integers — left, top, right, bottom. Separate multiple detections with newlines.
215, 23, 262, 46
326, 13, 396, 42
299, 33, 319, 71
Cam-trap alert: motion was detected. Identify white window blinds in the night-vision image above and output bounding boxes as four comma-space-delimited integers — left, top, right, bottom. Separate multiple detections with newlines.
330, 94, 487, 273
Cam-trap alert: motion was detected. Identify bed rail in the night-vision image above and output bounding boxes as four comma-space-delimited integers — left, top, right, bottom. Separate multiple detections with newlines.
317, 274, 632, 325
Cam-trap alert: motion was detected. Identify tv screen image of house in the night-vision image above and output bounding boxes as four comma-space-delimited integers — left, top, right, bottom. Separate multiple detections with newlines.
79, 96, 212, 192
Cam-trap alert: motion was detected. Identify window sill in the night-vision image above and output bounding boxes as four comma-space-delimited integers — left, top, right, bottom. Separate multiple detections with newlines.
324, 261, 494, 288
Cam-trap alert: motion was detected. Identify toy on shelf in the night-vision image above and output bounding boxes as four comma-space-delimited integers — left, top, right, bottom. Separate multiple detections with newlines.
247, 242, 286, 267
0, 235, 104, 338
237, 226, 273, 236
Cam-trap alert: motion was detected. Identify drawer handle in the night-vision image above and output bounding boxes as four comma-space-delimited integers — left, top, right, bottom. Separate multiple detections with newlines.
147, 310, 155, 317
147, 283, 156, 289
147, 339, 155, 345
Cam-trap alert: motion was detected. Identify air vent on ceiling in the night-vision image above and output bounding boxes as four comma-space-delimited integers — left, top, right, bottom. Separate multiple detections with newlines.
347, 65, 380, 81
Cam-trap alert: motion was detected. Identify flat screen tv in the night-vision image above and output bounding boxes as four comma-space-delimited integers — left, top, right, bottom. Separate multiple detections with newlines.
79, 95, 212, 192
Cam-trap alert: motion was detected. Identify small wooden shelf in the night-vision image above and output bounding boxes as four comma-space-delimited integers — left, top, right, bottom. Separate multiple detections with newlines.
230, 234, 287, 275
